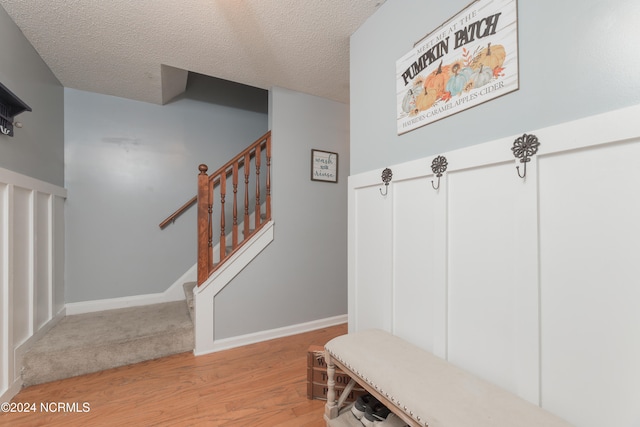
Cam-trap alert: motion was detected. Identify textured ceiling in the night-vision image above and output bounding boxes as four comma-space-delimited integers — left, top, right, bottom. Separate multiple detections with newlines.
0, 0, 385, 105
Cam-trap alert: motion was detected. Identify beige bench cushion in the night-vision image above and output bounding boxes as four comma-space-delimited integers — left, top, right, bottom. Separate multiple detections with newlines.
325, 329, 573, 427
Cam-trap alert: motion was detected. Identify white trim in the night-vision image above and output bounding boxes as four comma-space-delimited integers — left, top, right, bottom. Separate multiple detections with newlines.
348, 103, 640, 422
0, 168, 67, 401
351, 104, 640, 186
64, 267, 195, 315
194, 221, 275, 354
46, 193, 54, 325
0, 168, 67, 198
164, 263, 197, 300
15, 306, 65, 360
2, 305, 65, 403
27, 190, 35, 338
0, 183, 11, 393
0, 168, 66, 399
194, 314, 347, 356
0, 377, 22, 404
195, 221, 275, 296
65, 204, 270, 315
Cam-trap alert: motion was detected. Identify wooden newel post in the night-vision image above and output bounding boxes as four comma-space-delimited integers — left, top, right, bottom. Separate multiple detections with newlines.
197, 164, 210, 285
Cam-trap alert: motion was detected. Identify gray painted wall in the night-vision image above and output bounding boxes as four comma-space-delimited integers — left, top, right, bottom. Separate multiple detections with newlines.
0, 6, 64, 186
64, 77, 268, 302
350, 0, 640, 174
214, 87, 349, 339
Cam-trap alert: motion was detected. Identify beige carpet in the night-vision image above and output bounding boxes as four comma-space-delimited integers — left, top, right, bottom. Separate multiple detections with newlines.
22, 300, 194, 387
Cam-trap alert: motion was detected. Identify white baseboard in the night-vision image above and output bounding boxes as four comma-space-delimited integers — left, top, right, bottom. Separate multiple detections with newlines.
2, 307, 66, 403
0, 378, 22, 404
65, 264, 196, 315
14, 306, 66, 359
194, 314, 347, 356
64, 205, 265, 316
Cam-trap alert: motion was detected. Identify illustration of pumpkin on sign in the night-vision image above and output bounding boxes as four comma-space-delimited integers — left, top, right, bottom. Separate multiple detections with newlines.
402, 42, 506, 116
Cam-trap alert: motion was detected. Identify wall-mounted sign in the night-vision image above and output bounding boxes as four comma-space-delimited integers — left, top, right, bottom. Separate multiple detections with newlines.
396, 0, 518, 135
311, 149, 338, 183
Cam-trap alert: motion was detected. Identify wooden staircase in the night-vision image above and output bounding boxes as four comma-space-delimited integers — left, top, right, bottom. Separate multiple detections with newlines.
197, 131, 272, 284
161, 131, 274, 356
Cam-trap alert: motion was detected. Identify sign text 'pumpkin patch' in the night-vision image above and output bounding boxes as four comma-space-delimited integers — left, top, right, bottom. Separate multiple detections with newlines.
396, 0, 519, 134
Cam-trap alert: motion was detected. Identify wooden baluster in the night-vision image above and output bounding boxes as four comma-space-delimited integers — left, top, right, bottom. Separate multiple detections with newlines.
195, 131, 272, 282
197, 165, 209, 285
255, 144, 261, 229
208, 186, 213, 275
265, 137, 271, 221
244, 152, 250, 239
220, 170, 226, 263
232, 162, 239, 249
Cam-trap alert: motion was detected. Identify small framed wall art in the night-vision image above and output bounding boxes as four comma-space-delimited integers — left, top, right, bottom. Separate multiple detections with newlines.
310, 149, 338, 183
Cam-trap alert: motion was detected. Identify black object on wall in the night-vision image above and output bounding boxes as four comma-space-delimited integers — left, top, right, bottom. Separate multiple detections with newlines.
379, 168, 393, 196
0, 82, 31, 137
511, 133, 540, 178
430, 155, 448, 190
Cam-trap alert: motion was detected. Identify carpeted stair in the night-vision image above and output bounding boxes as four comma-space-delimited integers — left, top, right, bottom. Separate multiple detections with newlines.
183, 281, 196, 321
21, 299, 194, 387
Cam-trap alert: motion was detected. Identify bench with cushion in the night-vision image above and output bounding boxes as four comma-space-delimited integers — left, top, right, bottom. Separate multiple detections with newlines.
323, 329, 573, 427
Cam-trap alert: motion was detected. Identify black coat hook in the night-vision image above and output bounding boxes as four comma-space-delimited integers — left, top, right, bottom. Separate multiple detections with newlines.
431, 155, 448, 190
380, 168, 393, 196
511, 133, 540, 178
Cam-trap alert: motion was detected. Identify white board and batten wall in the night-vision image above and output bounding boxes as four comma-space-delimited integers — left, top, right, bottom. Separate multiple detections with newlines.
0, 167, 66, 400
348, 104, 640, 427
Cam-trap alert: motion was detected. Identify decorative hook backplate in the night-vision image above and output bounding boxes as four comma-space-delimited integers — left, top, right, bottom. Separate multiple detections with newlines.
511, 133, 540, 178
380, 168, 393, 196
431, 155, 448, 190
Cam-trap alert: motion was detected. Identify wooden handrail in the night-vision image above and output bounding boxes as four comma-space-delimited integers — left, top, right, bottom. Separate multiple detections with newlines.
159, 196, 197, 229
197, 131, 271, 285
158, 168, 236, 229
204, 131, 270, 188
159, 173, 236, 229
158, 131, 270, 229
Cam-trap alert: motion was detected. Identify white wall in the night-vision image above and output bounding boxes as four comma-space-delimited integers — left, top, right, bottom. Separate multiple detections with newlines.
350, 0, 640, 174
348, 105, 640, 427
349, 3, 640, 422
213, 87, 349, 339
64, 77, 268, 302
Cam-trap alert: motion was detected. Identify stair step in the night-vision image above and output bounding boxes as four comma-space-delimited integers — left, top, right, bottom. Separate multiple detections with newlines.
21, 301, 194, 387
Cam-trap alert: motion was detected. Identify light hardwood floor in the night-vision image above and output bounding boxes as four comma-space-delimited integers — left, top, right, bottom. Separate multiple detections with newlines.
1, 324, 347, 426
